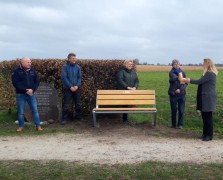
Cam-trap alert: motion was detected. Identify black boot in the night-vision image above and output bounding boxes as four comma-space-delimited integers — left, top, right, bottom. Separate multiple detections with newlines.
202, 136, 212, 141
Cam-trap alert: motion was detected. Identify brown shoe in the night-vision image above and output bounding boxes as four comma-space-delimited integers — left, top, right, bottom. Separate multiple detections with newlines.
16, 127, 23, 132
36, 126, 44, 131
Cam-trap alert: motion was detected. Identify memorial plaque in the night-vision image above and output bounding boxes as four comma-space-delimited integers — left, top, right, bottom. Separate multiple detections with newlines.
25, 82, 61, 123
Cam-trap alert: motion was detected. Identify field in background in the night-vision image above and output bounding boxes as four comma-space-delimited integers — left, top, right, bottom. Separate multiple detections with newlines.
130, 70, 223, 136
137, 65, 223, 72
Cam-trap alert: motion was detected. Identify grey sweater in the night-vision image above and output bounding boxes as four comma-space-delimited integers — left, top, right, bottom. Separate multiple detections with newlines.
190, 71, 217, 112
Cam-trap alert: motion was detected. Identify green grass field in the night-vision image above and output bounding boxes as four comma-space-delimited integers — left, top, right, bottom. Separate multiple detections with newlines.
0, 160, 223, 180
0, 70, 223, 179
1, 70, 223, 136
131, 70, 223, 137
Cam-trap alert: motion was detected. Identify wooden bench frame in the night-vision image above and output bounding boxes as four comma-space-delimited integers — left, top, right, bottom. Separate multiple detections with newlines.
92, 90, 157, 127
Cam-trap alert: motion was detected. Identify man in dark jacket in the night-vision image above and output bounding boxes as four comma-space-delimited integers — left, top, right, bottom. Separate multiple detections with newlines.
61, 53, 82, 125
11, 57, 43, 132
117, 60, 139, 123
168, 59, 187, 129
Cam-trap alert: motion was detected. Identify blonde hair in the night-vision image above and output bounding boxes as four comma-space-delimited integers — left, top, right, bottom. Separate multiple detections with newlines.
123, 59, 134, 66
203, 58, 218, 76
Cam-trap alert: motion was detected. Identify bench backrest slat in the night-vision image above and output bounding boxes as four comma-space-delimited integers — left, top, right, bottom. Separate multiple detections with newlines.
97, 99, 155, 105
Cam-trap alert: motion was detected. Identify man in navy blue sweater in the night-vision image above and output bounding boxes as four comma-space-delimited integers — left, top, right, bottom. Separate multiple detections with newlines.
61, 53, 82, 125
11, 57, 43, 132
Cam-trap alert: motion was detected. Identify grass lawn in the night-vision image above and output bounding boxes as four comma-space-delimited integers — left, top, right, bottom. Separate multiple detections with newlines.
0, 70, 223, 179
131, 70, 223, 138
0, 160, 223, 180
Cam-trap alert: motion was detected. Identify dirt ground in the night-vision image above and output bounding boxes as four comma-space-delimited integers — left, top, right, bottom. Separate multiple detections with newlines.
1, 118, 223, 165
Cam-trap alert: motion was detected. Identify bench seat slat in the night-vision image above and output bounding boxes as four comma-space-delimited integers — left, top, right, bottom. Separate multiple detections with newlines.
93, 108, 156, 111
97, 99, 155, 105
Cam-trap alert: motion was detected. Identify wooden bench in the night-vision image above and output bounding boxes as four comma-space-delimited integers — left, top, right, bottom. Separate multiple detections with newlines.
92, 90, 157, 127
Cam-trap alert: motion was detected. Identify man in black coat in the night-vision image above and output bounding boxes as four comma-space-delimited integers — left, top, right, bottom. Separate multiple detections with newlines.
11, 57, 43, 132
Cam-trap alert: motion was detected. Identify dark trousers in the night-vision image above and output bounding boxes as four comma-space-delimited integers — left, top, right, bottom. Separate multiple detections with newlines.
122, 105, 128, 122
62, 88, 82, 120
201, 112, 213, 137
123, 113, 128, 122
169, 95, 185, 127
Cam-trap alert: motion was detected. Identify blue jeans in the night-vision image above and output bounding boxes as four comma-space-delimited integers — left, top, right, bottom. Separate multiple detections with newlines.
169, 95, 186, 127
16, 93, 41, 128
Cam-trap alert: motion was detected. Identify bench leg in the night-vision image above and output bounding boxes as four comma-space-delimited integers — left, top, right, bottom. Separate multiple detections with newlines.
93, 111, 96, 127
92, 111, 99, 128
153, 112, 157, 126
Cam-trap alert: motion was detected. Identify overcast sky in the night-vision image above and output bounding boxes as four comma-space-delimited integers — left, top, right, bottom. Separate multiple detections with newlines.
0, 0, 223, 64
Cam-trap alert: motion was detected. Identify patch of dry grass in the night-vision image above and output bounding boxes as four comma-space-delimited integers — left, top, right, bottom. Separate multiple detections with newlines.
137, 65, 223, 72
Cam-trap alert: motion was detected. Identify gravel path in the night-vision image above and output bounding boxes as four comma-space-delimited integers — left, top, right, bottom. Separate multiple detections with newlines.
1, 129, 223, 165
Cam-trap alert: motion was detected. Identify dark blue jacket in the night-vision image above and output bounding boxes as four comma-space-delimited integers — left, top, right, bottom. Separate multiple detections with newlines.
61, 61, 82, 89
11, 65, 40, 94
168, 67, 187, 96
